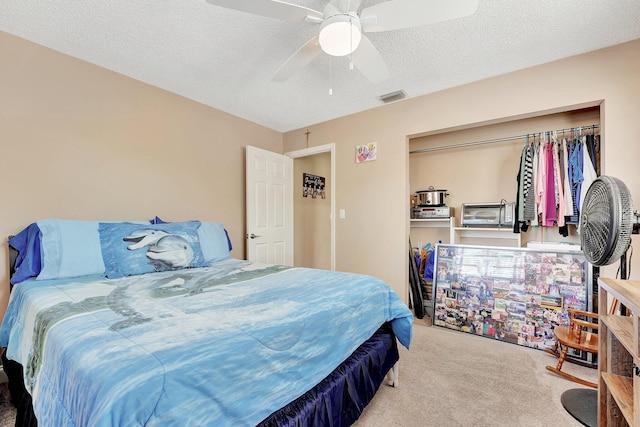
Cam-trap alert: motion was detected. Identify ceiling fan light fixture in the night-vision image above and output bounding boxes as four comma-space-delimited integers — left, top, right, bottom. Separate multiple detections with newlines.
318, 14, 362, 57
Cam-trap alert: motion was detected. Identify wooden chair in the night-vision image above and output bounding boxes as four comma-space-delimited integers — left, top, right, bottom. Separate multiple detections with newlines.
544, 308, 598, 388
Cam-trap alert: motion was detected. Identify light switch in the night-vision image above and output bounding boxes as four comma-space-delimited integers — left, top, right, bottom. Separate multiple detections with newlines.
339, 209, 346, 219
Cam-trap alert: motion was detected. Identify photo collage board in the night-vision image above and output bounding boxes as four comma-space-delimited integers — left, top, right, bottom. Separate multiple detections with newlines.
432, 244, 590, 350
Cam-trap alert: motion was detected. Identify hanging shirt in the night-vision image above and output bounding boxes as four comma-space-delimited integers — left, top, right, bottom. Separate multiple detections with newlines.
536, 141, 547, 225
562, 139, 574, 216
545, 140, 557, 226
586, 134, 599, 171
569, 138, 584, 213
517, 144, 528, 222
530, 142, 540, 226
552, 137, 565, 227
579, 135, 598, 215
523, 143, 536, 222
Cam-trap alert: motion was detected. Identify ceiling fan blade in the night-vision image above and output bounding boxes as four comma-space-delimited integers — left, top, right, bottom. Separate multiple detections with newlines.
206, 0, 323, 24
272, 36, 323, 82
330, 0, 363, 13
360, 0, 479, 33
350, 35, 389, 84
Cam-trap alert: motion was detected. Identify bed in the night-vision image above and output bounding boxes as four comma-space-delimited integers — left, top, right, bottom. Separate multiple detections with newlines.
0, 219, 413, 426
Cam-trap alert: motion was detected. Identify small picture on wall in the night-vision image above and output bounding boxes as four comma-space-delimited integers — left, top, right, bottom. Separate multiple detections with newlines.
303, 173, 326, 199
356, 142, 377, 163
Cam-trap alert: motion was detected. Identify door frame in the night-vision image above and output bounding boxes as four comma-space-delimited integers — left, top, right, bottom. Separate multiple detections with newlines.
285, 143, 336, 271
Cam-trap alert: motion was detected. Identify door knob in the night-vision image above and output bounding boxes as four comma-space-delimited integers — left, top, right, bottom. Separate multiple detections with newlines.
248, 233, 262, 239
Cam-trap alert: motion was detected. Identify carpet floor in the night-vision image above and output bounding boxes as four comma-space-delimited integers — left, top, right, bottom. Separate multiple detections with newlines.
354, 322, 597, 427
0, 322, 597, 426
0, 381, 16, 427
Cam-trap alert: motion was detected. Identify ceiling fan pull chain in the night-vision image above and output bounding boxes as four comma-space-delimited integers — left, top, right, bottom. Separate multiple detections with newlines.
349, 16, 355, 71
329, 56, 333, 96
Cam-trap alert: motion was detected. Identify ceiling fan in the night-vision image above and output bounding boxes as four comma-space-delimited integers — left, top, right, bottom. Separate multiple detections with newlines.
206, 0, 480, 83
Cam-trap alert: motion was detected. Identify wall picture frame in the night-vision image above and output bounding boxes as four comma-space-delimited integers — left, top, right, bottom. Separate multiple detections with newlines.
303, 172, 326, 199
355, 142, 377, 163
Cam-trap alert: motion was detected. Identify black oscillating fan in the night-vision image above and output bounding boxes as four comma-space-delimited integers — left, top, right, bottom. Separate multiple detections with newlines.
562, 175, 635, 427
580, 175, 634, 273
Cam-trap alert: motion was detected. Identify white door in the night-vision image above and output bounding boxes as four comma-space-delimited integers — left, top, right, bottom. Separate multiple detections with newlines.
246, 146, 293, 265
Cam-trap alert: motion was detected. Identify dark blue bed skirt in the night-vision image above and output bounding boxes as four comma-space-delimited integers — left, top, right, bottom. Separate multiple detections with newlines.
259, 323, 399, 427
2, 323, 398, 427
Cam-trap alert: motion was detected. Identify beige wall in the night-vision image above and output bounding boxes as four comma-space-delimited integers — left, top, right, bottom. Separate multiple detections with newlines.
0, 32, 282, 320
283, 39, 640, 302
293, 153, 331, 269
3, 29, 639, 318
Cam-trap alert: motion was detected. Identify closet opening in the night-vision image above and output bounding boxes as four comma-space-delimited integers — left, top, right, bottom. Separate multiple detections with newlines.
408, 105, 602, 314
409, 106, 601, 247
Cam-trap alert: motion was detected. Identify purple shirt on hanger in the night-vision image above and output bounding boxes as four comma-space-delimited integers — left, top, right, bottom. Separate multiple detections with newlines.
545, 142, 556, 226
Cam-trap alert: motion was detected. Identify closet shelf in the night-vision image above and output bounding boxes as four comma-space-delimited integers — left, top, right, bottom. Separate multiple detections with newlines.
598, 277, 640, 426
450, 227, 521, 247
410, 217, 455, 228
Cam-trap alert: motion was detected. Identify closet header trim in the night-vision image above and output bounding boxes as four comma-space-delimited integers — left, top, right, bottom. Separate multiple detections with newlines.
409, 124, 600, 155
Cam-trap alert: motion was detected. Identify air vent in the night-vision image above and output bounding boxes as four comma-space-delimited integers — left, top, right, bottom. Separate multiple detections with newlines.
377, 90, 407, 104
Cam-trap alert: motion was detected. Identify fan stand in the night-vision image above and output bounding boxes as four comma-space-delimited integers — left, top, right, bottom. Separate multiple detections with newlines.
560, 389, 597, 427
560, 251, 629, 427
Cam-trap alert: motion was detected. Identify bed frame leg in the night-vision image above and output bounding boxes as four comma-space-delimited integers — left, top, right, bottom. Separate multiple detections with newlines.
386, 363, 399, 387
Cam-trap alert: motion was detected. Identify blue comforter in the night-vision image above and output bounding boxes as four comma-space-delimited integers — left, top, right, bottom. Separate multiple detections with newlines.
0, 259, 413, 426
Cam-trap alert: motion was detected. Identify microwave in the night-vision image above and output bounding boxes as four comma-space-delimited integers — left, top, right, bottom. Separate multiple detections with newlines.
461, 202, 515, 227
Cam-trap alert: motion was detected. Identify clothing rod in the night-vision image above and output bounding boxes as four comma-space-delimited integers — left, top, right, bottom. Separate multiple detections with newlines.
409, 124, 600, 154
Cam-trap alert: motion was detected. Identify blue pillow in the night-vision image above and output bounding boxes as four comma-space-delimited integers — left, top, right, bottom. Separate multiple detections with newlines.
224, 229, 233, 252
198, 222, 232, 263
8, 223, 43, 284
150, 216, 169, 224
152, 216, 233, 251
150, 216, 166, 225
99, 221, 206, 278
36, 219, 107, 280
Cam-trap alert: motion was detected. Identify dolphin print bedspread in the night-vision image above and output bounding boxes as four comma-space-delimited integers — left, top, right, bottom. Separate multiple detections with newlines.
0, 259, 413, 426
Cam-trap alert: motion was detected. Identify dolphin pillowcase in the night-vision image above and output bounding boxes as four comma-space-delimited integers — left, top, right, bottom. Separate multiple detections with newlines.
99, 221, 207, 278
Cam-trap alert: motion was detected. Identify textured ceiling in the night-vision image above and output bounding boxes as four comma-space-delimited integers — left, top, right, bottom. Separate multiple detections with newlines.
2, 0, 640, 132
